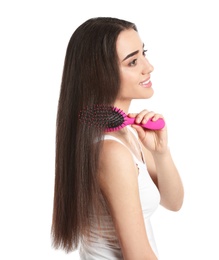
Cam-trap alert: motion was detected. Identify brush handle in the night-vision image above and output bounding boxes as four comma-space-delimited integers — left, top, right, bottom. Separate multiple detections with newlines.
125, 117, 165, 130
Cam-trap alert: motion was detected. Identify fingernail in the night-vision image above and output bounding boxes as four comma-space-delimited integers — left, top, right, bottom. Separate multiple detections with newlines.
135, 118, 140, 123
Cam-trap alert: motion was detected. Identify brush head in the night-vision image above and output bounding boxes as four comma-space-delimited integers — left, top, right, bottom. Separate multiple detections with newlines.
78, 105, 126, 132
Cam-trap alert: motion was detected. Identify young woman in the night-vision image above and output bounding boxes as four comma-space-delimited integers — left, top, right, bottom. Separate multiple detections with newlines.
51, 17, 184, 260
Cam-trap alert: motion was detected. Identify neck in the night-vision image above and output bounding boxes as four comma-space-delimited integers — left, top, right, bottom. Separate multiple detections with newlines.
113, 100, 131, 114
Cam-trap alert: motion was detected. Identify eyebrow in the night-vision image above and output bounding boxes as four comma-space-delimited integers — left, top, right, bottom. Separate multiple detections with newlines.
122, 50, 139, 61
122, 44, 145, 62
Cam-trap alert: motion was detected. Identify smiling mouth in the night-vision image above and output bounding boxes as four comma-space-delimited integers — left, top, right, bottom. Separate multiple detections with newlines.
141, 79, 150, 84
140, 78, 151, 87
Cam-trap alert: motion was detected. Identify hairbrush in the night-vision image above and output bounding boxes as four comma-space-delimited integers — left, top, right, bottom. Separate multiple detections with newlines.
79, 105, 165, 132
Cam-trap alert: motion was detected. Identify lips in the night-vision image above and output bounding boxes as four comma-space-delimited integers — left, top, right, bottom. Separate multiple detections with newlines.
140, 78, 152, 88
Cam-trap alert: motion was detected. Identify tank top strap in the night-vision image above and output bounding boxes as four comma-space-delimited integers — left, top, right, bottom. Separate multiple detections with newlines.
126, 126, 146, 163
103, 135, 125, 146
126, 125, 138, 137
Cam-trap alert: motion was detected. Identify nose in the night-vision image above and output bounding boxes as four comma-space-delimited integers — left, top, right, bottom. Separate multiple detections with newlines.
141, 57, 154, 75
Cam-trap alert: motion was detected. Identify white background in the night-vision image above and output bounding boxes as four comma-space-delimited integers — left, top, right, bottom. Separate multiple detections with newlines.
0, 0, 219, 259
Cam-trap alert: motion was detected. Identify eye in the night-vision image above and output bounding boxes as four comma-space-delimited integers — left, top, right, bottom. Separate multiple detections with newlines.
143, 49, 148, 57
128, 59, 137, 66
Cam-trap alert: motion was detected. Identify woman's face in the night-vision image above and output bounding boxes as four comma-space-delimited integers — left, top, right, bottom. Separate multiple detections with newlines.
116, 29, 154, 102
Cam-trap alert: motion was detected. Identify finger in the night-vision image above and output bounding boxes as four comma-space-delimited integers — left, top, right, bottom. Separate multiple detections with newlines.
135, 111, 158, 124
128, 110, 163, 123
140, 112, 164, 123
131, 124, 146, 139
128, 113, 138, 118
133, 109, 150, 124
151, 113, 164, 121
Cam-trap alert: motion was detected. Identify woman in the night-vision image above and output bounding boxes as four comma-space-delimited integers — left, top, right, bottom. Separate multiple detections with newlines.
51, 17, 184, 259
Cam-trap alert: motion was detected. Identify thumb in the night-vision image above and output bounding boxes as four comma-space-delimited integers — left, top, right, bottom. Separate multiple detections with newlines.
131, 124, 146, 140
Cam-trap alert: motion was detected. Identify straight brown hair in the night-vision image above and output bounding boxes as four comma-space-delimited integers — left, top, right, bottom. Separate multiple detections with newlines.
51, 17, 137, 252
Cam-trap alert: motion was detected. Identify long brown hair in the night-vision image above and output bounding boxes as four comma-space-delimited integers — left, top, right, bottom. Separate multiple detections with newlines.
51, 17, 137, 252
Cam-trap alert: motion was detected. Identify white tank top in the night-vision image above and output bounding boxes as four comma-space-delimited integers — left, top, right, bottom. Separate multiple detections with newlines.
79, 130, 160, 259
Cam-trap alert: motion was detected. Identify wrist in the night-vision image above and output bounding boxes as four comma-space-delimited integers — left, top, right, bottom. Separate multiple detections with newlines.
151, 147, 171, 160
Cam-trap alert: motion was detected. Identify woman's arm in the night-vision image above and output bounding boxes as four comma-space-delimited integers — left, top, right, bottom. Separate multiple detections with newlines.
98, 140, 158, 260
143, 146, 184, 211
130, 110, 184, 211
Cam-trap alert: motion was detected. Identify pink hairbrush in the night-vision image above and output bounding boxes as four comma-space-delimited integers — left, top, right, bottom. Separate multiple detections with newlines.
79, 105, 165, 132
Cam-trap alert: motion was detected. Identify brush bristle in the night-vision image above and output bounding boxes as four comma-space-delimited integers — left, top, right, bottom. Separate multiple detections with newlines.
78, 105, 126, 131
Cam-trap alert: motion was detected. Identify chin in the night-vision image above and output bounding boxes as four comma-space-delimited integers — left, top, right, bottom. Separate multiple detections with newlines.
142, 88, 154, 99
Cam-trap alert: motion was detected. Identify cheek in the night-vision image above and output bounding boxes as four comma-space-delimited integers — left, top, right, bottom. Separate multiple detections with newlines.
120, 69, 138, 86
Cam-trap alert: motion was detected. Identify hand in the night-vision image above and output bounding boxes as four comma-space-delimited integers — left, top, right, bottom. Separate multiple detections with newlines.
128, 110, 168, 154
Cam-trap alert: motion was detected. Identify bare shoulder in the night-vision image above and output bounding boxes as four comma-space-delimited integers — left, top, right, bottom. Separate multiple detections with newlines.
98, 139, 140, 206
98, 138, 142, 225
99, 139, 138, 183
98, 139, 157, 258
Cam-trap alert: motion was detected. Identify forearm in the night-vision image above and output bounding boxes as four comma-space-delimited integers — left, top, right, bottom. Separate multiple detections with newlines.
152, 149, 184, 211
